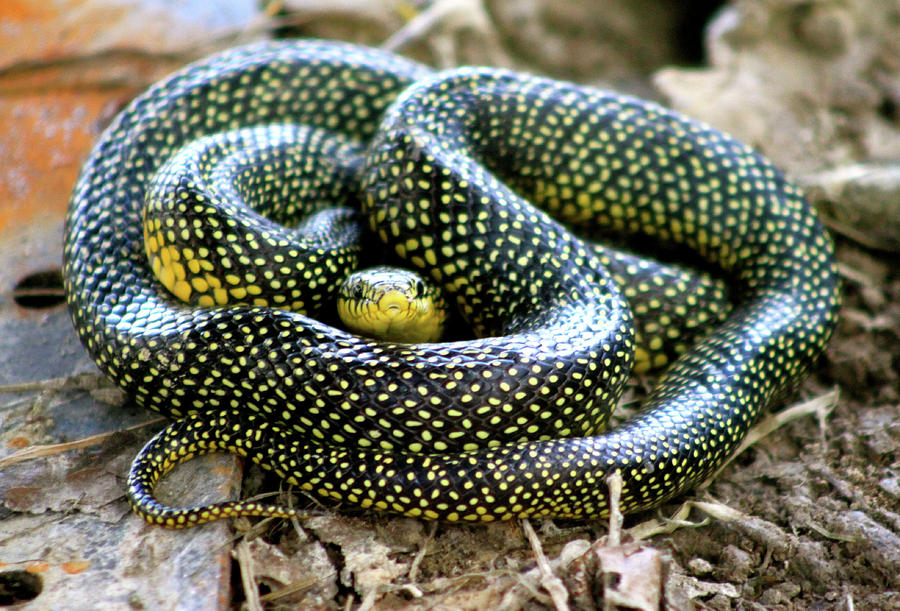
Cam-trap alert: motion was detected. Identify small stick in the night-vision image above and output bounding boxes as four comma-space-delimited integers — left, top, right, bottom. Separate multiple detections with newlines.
704, 389, 839, 485
606, 471, 624, 547
0, 417, 166, 469
521, 519, 570, 611
408, 521, 437, 584
234, 539, 263, 611
602, 472, 625, 611
257, 576, 317, 603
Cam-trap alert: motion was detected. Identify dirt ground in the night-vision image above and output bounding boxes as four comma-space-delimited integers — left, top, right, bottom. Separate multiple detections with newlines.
2, 0, 899, 609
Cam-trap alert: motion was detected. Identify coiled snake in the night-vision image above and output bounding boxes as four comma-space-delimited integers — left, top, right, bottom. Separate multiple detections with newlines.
62, 40, 840, 526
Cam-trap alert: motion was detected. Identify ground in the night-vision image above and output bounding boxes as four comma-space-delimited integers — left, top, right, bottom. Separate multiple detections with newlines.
1, 0, 898, 609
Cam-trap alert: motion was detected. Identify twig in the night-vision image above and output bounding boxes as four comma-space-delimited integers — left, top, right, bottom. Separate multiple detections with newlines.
356, 588, 379, 611
380, 0, 510, 68
704, 388, 839, 485
234, 539, 263, 611
624, 502, 702, 542
408, 521, 437, 584
689, 499, 792, 555
382, 0, 472, 52
257, 576, 318, 604
601, 472, 625, 611
606, 472, 624, 547
521, 519, 570, 611
0, 417, 166, 469
0, 372, 108, 395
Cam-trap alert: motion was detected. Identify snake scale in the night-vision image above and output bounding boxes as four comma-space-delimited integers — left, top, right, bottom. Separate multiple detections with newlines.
62, 40, 840, 527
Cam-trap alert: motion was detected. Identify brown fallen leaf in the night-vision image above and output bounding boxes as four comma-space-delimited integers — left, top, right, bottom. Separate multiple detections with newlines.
564, 540, 668, 611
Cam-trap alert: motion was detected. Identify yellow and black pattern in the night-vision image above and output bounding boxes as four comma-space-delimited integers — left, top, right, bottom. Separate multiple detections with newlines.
144, 124, 365, 312
62, 40, 840, 527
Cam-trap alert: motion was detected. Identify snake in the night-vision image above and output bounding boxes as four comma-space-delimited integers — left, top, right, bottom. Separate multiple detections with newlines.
62, 40, 840, 527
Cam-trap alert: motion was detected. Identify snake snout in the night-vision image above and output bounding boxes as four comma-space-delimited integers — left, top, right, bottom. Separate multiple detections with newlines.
379, 292, 410, 318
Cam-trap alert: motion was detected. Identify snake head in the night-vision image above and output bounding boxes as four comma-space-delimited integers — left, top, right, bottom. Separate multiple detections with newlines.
337, 265, 447, 343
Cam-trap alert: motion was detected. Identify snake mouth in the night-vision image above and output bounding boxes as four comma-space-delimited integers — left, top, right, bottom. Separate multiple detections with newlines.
377, 291, 412, 318
364, 290, 423, 339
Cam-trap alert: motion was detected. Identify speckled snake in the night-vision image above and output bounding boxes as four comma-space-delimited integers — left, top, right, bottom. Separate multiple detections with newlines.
62, 40, 840, 526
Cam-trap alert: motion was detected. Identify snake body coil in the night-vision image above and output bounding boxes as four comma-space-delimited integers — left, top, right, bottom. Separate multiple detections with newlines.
63, 40, 840, 526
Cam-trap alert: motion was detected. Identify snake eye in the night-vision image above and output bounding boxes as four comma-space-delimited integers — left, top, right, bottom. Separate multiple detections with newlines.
353, 284, 365, 300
